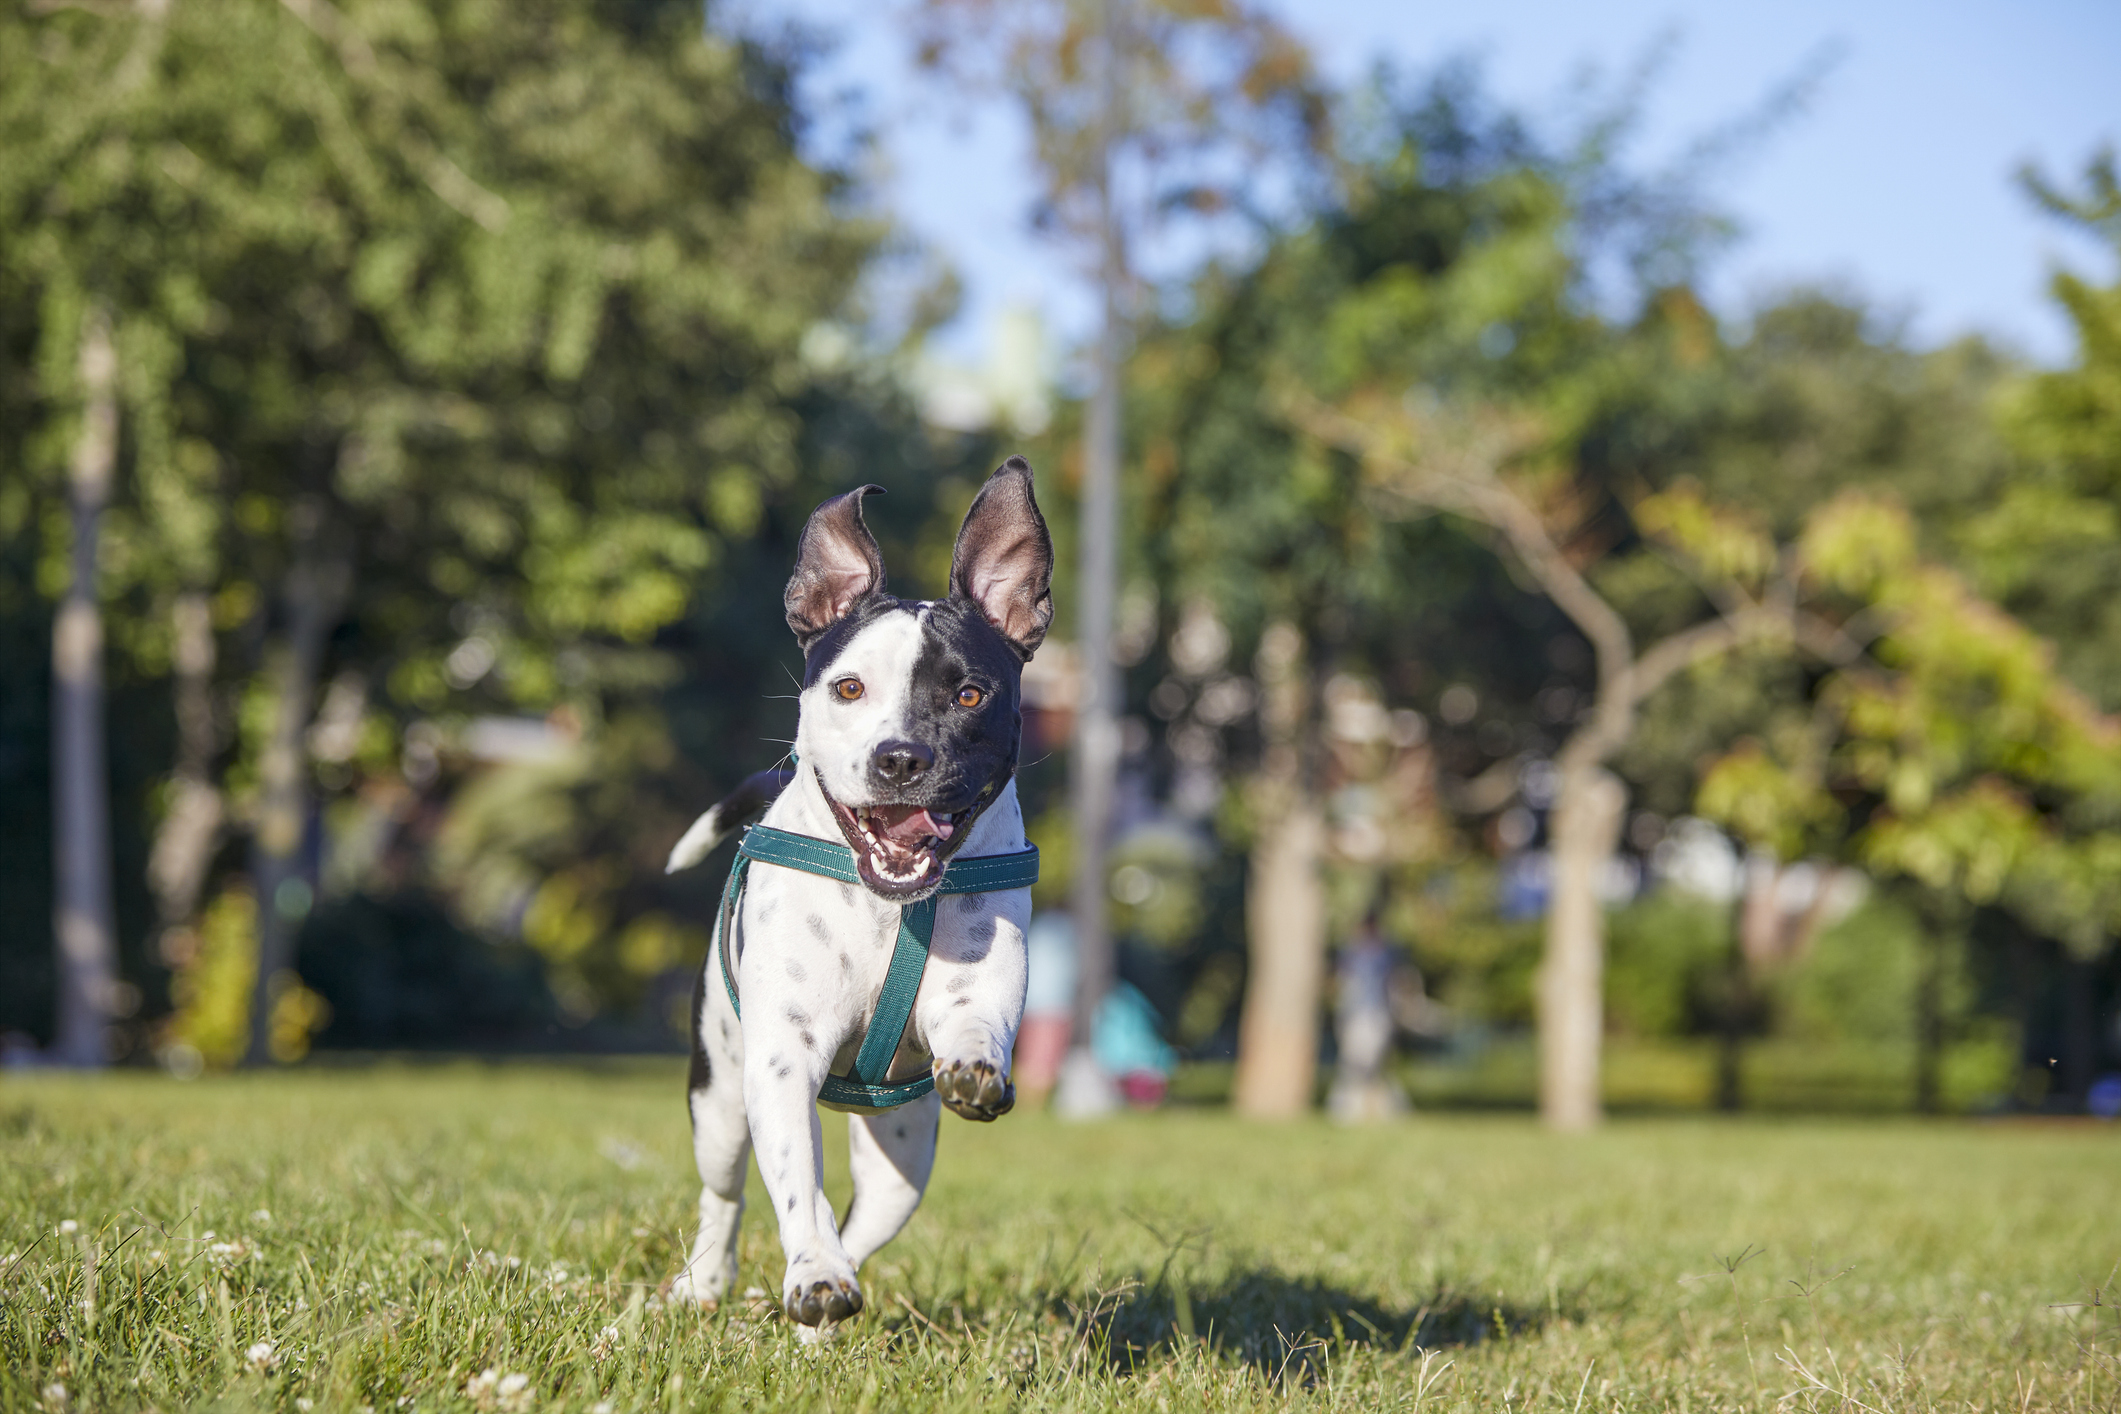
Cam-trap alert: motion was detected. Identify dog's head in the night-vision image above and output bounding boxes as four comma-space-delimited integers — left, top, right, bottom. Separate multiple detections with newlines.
785, 457, 1053, 901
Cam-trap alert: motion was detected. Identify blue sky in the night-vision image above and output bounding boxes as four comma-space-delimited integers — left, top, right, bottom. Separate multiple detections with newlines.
759, 0, 2119, 368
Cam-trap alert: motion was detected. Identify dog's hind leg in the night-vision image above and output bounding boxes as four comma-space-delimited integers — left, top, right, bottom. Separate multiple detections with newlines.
670, 965, 749, 1307
840, 1092, 941, 1269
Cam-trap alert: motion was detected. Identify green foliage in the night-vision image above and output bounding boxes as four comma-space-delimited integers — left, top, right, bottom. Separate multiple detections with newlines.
1601, 893, 1727, 1038
1982, 149, 2121, 705
0, 0, 980, 1043
163, 887, 332, 1068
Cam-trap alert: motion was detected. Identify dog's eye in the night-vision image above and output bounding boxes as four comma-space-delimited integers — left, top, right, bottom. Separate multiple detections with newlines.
956, 685, 985, 709
834, 678, 864, 702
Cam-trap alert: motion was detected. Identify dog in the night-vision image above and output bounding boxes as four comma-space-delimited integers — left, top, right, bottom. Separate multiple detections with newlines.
661, 457, 1054, 1330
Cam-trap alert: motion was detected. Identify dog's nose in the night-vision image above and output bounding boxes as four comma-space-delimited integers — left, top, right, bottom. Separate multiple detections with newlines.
872, 740, 935, 786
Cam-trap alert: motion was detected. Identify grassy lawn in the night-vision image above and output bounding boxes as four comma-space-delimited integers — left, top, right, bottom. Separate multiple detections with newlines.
2, 1064, 2114, 1412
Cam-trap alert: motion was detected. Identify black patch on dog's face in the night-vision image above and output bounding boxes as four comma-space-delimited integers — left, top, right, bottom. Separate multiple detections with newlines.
893, 597, 1025, 811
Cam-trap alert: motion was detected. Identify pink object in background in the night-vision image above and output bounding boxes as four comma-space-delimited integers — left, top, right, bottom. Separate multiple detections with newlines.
1013, 1013, 1072, 1095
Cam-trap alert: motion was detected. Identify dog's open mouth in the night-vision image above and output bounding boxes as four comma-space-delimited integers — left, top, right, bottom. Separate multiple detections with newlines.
822, 788, 979, 899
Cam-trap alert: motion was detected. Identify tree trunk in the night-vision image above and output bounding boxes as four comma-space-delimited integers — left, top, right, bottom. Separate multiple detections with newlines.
1738, 852, 1784, 972
1235, 796, 1326, 1117
1234, 621, 1325, 1118
243, 528, 346, 1066
148, 591, 223, 952
1538, 762, 1624, 1131
51, 305, 119, 1068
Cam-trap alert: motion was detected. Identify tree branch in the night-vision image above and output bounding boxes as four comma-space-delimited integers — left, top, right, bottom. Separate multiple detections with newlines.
1279, 386, 1637, 685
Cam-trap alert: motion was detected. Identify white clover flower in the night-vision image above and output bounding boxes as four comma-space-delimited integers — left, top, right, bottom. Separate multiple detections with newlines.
466, 1369, 500, 1409
592, 1403, 614, 1414
207, 1238, 257, 1269
40, 1381, 66, 1411
496, 1372, 532, 1412
590, 1323, 622, 1361
296, 1399, 315, 1411
57, 1220, 78, 1237
245, 1341, 278, 1371
250, 1209, 273, 1225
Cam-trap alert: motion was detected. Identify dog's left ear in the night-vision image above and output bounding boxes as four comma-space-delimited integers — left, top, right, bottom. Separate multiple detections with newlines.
950, 456, 1054, 660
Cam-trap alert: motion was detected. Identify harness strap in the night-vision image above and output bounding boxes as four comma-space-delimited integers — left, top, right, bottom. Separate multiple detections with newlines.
716, 825, 1040, 1111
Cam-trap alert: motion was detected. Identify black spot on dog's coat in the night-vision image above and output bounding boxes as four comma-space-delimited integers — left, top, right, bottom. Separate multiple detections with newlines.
686, 964, 711, 1097
946, 972, 973, 993
787, 959, 808, 982
807, 915, 831, 942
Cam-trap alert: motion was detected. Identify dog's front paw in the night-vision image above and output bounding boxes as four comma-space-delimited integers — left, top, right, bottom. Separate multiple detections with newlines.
936, 1058, 1015, 1122
663, 1264, 723, 1311
782, 1255, 863, 1327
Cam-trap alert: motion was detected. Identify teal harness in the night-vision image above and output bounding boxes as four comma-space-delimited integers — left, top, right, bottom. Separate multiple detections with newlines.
716, 823, 1040, 1111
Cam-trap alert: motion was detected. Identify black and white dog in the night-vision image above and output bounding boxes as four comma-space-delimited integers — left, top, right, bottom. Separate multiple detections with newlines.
662, 458, 1053, 1329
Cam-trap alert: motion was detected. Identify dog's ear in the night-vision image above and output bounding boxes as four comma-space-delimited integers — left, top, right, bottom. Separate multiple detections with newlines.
949, 456, 1054, 660
786, 484, 887, 647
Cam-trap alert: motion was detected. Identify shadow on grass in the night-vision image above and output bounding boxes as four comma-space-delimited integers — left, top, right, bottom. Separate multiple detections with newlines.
1075, 1268, 1547, 1378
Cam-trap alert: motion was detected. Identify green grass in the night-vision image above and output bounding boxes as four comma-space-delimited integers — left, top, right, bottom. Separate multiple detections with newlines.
2, 1064, 2115, 1412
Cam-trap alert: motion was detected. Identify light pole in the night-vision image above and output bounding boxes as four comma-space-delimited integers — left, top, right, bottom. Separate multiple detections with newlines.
1054, 0, 1127, 1118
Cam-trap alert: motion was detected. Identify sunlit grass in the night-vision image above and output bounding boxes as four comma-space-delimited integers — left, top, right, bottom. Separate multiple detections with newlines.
2, 1064, 2114, 1411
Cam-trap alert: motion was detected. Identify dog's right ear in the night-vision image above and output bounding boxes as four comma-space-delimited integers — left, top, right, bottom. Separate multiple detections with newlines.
785, 484, 888, 648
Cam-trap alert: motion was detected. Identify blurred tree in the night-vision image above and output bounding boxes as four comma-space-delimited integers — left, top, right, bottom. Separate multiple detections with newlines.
0, 0, 193, 1066
911, 0, 1328, 1114
0, 0, 884, 1058
1127, 66, 1832, 1123
1697, 492, 2121, 1110
1970, 150, 2121, 706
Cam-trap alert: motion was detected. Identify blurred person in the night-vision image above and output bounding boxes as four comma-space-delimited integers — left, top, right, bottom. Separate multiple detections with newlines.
1014, 910, 1078, 1103
1094, 981, 1177, 1108
1329, 909, 1409, 1122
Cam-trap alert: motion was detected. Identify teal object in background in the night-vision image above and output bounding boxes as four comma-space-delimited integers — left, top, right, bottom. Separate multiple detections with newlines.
1092, 981, 1176, 1081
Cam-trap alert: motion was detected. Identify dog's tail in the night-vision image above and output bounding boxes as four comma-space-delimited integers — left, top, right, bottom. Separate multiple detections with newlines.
665, 767, 796, 874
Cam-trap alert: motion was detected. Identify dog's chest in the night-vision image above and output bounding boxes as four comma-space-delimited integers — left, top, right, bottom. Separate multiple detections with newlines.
733, 778, 1027, 1064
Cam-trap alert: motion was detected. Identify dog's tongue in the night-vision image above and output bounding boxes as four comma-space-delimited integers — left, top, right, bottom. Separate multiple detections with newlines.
874, 805, 954, 844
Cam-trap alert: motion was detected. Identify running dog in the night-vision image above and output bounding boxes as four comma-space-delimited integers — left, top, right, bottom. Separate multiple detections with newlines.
662, 458, 1053, 1329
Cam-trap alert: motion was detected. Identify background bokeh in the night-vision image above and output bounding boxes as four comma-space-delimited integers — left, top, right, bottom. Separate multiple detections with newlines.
2, 0, 2117, 1120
